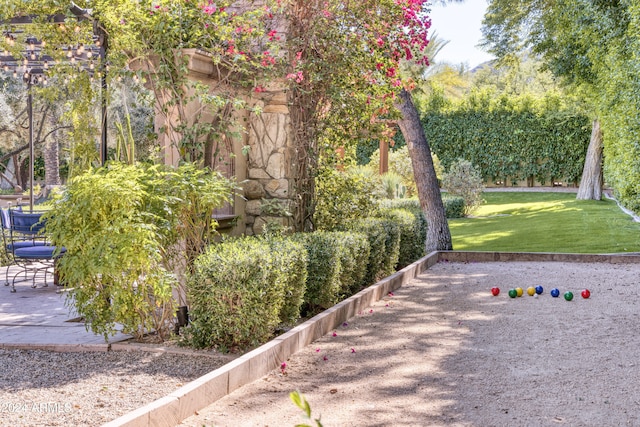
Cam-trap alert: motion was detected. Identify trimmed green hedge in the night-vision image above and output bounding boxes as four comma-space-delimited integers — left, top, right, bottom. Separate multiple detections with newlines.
185, 238, 288, 350
442, 195, 465, 218
422, 110, 590, 186
332, 232, 371, 296
344, 218, 393, 286
263, 236, 308, 326
380, 208, 426, 268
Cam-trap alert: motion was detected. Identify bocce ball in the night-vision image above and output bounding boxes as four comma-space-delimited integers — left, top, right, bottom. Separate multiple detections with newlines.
550, 288, 560, 298
515, 287, 524, 297
491, 287, 500, 296
508, 289, 517, 298
527, 287, 536, 296
581, 289, 591, 299
535, 285, 544, 295
564, 291, 574, 301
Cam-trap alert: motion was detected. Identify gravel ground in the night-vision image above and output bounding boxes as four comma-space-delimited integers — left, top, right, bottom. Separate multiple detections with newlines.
0, 349, 234, 426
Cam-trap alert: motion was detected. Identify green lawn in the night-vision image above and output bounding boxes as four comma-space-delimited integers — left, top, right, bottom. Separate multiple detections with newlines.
448, 192, 640, 253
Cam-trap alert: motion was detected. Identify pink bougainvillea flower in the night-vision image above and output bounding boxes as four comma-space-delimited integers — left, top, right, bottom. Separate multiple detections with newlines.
388, 292, 394, 297
315, 348, 321, 352
280, 362, 287, 373
351, 348, 356, 353
342, 322, 348, 327
369, 309, 374, 314
332, 331, 337, 337
254, 86, 266, 93
323, 356, 328, 361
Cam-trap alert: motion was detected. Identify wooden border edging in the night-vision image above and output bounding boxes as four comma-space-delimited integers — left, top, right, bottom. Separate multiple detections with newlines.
103, 250, 640, 426
102, 251, 440, 427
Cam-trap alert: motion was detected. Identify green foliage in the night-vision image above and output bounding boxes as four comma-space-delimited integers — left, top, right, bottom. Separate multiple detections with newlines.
380, 172, 406, 199
44, 163, 173, 341
422, 94, 591, 186
314, 166, 379, 231
442, 196, 465, 219
378, 208, 426, 268
184, 237, 287, 350
343, 218, 391, 287
261, 236, 308, 326
332, 232, 370, 296
378, 218, 401, 277
291, 232, 344, 312
441, 159, 485, 216
366, 146, 443, 198
44, 162, 234, 341
290, 391, 323, 427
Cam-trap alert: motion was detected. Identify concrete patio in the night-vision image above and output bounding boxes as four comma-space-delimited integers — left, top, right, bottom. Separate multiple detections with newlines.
0, 265, 130, 350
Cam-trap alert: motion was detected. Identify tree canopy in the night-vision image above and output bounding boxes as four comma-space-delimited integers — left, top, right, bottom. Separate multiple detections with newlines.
482, 0, 640, 210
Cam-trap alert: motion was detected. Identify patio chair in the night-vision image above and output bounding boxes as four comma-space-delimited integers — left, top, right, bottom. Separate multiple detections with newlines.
1, 207, 49, 289
6, 209, 65, 292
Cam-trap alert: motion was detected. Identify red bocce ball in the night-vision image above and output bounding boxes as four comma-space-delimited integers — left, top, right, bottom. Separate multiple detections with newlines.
491, 287, 500, 296
581, 289, 591, 299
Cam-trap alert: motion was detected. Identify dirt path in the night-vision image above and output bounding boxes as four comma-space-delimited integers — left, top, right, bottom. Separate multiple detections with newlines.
179, 260, 640, 427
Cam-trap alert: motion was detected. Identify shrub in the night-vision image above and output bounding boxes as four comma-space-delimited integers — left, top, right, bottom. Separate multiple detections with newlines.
314, 166, 379, 231
184, 238, 286, 350
331, 232, 370, 296
343, 218, 390, 286
380, 172, 406, 199
441, 159, 484, 215
292, 232, 345, 312
379, 208, 426, 268
262, 236, 308, 326
378, 218, 401, 277
44, 162, 234, 342
367, 146, 444, 197
442, 195, 465, 218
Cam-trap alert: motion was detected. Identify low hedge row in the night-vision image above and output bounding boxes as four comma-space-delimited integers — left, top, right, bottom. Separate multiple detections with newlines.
183, 206, 427, 350
379, 196, 465, 219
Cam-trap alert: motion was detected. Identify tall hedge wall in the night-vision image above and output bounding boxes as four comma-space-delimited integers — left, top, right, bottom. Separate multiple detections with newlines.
422, 110, 591, 186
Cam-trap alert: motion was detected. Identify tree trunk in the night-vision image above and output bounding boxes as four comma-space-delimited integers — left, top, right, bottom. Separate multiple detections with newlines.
395, 89, 453, 251
576, 119, 603, 200
45, 112, 62, 186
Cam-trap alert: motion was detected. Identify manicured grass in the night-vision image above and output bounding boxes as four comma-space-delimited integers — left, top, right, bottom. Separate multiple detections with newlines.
448, 192, 640, 253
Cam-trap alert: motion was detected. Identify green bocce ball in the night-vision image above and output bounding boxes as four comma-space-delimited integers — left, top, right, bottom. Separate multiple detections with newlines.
508, 289, 517, 298
564, 291, 574, 301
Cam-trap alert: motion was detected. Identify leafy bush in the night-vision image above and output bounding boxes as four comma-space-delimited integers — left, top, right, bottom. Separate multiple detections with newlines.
44, 162, 234, 341
379, 208, 426, 268
380, 172, 406, 199
44, 163, 174, 341
378, 218, 401, 277
332, 232, 370, 296
421, 96, 590, 186
442, 195, 465, 218
292, 232, 344, 312
441, 159, 484, 216
367, 146, 444, 197
314, 166, 379, 231
343, 218, 390, 286
262, 236, 308, 326
184, 238, 287, 350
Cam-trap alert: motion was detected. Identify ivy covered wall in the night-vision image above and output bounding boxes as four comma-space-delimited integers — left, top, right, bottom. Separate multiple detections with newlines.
421, 100, 591, 187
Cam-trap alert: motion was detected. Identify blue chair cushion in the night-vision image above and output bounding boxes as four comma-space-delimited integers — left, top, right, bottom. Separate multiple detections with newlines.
14, 245, 66, 259
6, 240, 49, 251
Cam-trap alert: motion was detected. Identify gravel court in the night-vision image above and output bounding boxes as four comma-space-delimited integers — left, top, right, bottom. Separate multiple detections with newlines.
179, 260, 640, 427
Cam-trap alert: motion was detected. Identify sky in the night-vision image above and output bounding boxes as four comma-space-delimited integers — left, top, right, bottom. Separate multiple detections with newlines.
428, 0, 495, 68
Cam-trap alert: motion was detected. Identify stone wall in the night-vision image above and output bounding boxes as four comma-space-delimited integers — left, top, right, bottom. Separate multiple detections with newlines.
243, 88, 296, 235
133, 49, 296, 235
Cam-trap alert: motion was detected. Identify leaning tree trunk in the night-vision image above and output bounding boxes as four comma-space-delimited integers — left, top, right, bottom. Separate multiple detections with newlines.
576, 119, 603, 200
395, 89, 452, 252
